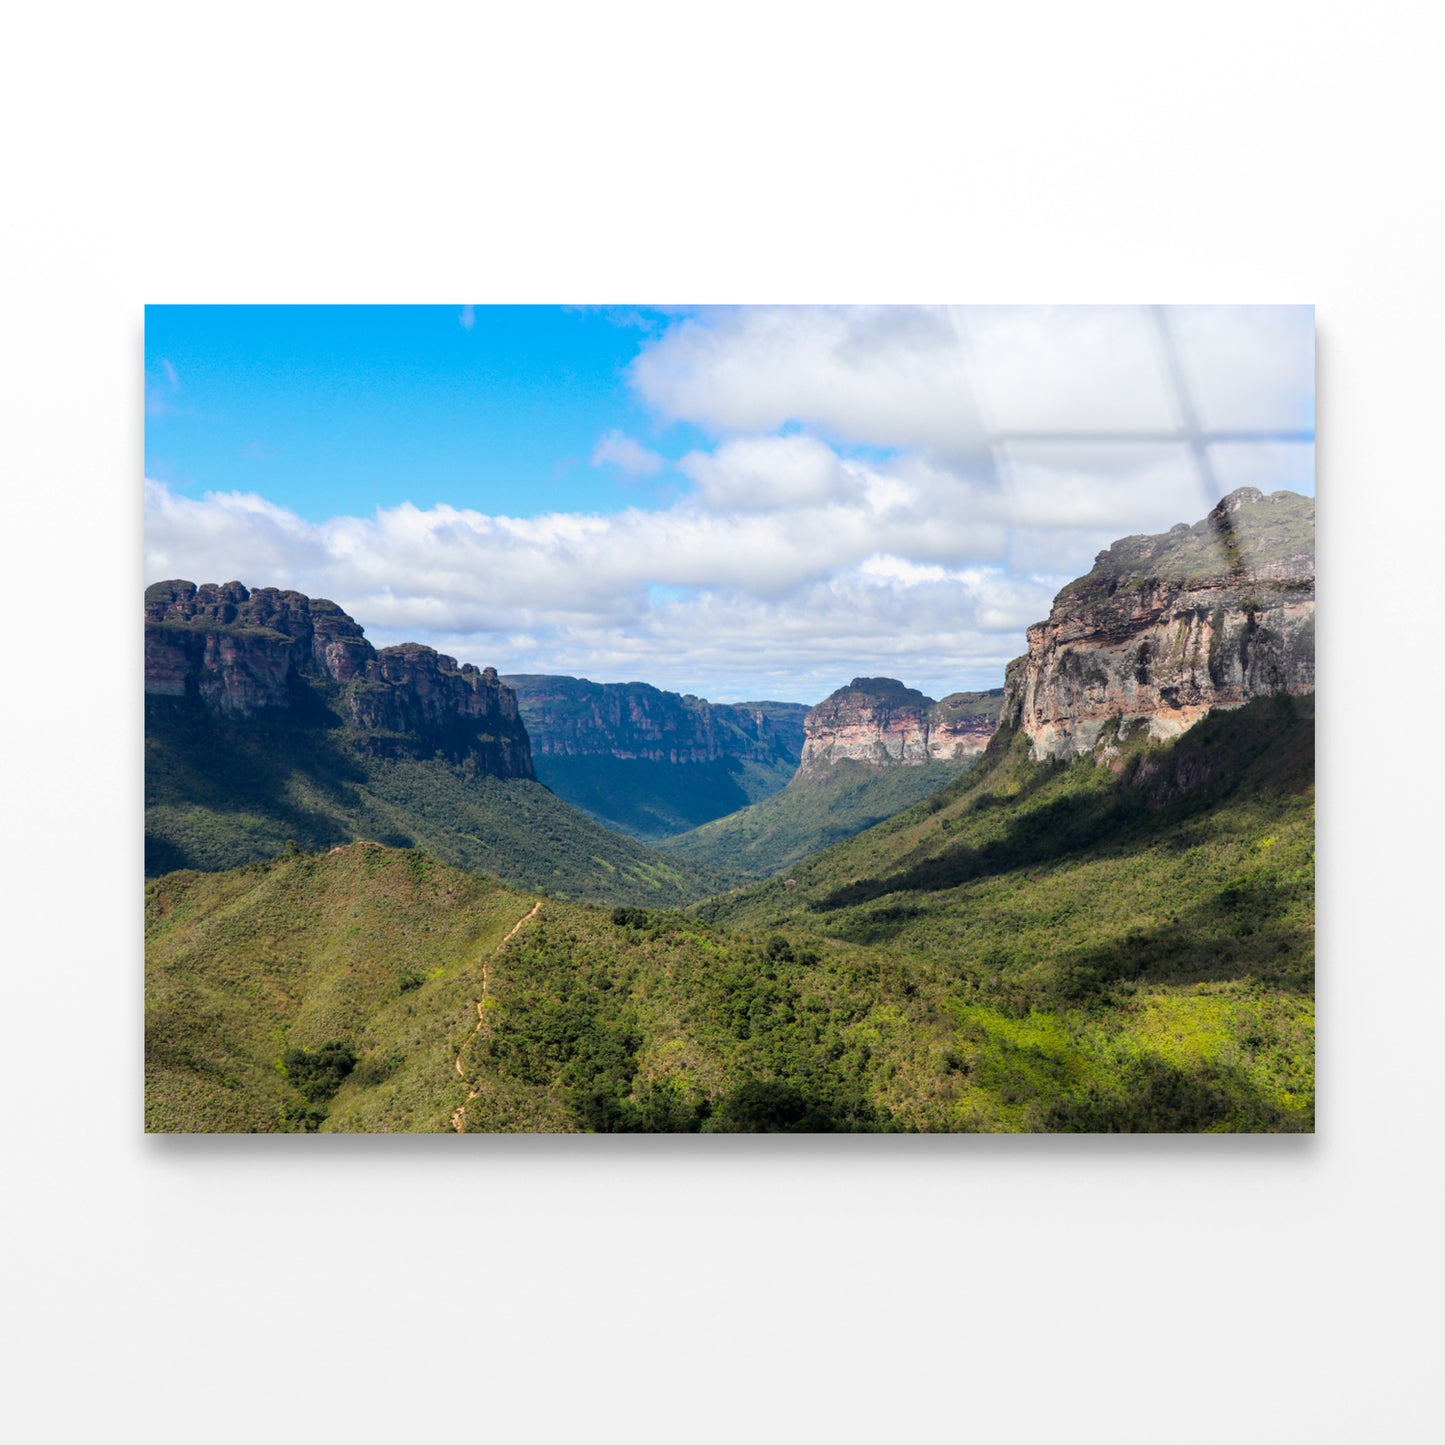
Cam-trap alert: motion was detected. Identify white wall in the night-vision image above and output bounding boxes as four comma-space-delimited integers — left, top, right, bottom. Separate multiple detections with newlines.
2, 4, 1441, 1440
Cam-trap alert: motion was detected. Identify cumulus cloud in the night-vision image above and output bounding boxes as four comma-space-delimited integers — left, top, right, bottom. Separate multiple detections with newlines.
965, 306, 1179, 433
146, 424, 1075, 696
590, 429, 664, 476
628, 304, 1314, 457
144, 416, 1253, 701
145, 305, 1313, 703
629, 305, 990, 458
1206, 440, 1316, 495
679, 433, 866, 512
1168, 305, 1314, 433
997, 441, 1214, 532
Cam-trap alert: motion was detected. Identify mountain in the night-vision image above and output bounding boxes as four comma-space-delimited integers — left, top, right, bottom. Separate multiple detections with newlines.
691, 493, 1314, 1128
501, 674, 808, 840
658, 677, 997, 880
1004, 487, 1314, 759
799, 677, 1002, 770
691, 693, 1314, 1130
147, 579, 534, 772
145, 494, 1314, 1133
145, 582, 722, 905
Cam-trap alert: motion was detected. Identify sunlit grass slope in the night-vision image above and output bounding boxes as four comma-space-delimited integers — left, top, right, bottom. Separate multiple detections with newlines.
696, 695, 1314, 1130
148, 697, 1311, 1134
659, 759, 972, 882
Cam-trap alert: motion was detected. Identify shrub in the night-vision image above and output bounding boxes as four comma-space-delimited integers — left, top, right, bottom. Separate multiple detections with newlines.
282, 1040, 358, 1101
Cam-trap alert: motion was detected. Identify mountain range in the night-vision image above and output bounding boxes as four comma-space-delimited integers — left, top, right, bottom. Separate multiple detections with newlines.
145, 486, 1315, 1132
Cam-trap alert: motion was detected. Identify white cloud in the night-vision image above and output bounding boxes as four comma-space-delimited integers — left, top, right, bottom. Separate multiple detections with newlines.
679, 433, 865, 512
997, 441, 1214, 532
590, 429, 664, 476
629, 305, 989, 457
145, 418, 1247, 702
145, 306, 1314, 704
1169, 305, 1314, 433
459, 305, 475, 330
1206, 440, 1316, 495
628, 304, 1315, 458
965, 306, 1179, 433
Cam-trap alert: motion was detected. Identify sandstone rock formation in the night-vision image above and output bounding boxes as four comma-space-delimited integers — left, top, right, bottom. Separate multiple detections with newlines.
502, 674, 808, 771
1000, 487, 1315, 760
145, 580, 534, 777
799, 678, 1003, 772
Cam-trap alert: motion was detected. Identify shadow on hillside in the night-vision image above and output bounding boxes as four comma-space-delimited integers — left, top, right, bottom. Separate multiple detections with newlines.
811, 697, 1313, 915
145, 696, 364, 873
1042, 1052, 1308, 1133
833, 866, 1312, 994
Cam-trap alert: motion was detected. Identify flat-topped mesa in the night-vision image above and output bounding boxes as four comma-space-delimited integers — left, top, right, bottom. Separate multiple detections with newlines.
501, 674, 809, 769
799, 677, 1004, 772
145, 581, 534, 777
1001, 487, 1315, 760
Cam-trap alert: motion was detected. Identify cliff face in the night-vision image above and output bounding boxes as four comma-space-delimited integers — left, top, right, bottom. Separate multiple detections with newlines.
145, 581, 534, 777
502, 675, 809, 771
799, 678, 1003, 771
1001, 487, 1315, 760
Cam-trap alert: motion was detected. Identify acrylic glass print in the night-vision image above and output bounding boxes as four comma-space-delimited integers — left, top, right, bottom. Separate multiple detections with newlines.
144, 305, 1315, 1133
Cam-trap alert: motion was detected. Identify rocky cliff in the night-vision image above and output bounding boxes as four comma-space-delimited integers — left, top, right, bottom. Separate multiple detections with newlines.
1000, 487, 1315, 760
501, 675, 809, 771
799, 678, 1003, 771
145, 580, 534, 777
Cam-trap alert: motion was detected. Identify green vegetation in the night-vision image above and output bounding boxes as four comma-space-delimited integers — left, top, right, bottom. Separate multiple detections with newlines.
659, 759, 972, 882
504, 674, 808, 839
929, 687, 1005, 726
146, 695, 724, 906
530, 753, 797, 841
146, 695, 1312, 1133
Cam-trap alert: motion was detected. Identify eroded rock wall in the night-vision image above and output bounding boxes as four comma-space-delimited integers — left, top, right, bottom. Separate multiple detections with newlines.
144, 580, 534, 777
799, 679, 1003, 771
502, 675, 809, 770
1001, 488, 1315, 760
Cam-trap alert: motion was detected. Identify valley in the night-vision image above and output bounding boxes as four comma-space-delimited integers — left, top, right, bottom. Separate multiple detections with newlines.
144, 487, 1315, 1132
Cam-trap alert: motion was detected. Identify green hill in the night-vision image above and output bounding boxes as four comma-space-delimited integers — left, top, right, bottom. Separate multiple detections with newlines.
697, 695, 1314, 1130
145, 696, 722, 906
146, 844, 915, 1133
658, 759, 972, 882
147, 695, 1312, 1133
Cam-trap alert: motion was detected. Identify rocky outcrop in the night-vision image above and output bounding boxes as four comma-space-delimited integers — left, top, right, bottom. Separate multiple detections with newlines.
924, 690, 1008, 760
1001, 487, 1315, 760
799, 678, 1003, 771
502, 675, 809, 771
145, 580, 534, 777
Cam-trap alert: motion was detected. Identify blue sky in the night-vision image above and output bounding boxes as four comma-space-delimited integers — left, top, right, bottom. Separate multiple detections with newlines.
145, 305, 718, 519
144, 305, 1314, 703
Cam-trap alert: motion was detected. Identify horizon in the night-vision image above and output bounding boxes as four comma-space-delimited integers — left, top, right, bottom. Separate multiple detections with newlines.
144, 305, 1315, 703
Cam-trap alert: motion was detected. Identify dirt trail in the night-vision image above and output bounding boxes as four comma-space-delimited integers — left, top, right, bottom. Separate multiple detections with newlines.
451, 900, 542, 1132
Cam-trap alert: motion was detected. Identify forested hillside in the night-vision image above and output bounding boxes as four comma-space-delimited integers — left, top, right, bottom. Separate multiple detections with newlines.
660, 758, 972, 882
147, 696, 1313, 1134
146, 697, 722, 905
